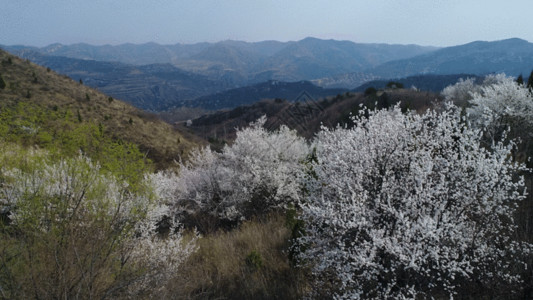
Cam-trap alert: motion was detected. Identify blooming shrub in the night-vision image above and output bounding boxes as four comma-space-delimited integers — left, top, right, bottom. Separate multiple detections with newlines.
152, 116, 310, 225
0, 149, 195, 299
298, 105, 530, 298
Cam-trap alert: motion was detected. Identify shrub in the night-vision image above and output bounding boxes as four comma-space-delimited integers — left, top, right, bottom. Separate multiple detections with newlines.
246, 250, 264, 271
364, 86, 377, 96
467, 74, 533, 142
441, 77, 479, 104
0, 149, 196, 299
151, 116, 309, 229
298, 105, 531, 298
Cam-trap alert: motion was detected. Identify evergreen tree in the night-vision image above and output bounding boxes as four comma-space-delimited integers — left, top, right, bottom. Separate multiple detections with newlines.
517, 74, 524, 85
528, 70, 533, 89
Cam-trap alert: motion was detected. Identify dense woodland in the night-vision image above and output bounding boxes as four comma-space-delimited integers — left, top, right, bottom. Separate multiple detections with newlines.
1, 50, 533, 299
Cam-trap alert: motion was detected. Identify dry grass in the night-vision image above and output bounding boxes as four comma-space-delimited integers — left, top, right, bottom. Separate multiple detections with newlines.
168, 213, 309, 299
0, 49, 200, 169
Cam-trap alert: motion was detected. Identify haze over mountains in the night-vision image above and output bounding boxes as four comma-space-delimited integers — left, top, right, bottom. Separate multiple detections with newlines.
366, 38, 533, 78
4, 38, 437, 83
3, 37, 533, 114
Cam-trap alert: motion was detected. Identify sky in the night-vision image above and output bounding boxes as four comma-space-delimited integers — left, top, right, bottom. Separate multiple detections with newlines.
1, 0, 532, 47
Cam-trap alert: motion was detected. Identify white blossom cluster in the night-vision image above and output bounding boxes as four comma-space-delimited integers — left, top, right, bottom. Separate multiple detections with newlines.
298, 105, 530, 298
467, 75, 533, 140
0, 152, 196, 294
150, 116, 310, 221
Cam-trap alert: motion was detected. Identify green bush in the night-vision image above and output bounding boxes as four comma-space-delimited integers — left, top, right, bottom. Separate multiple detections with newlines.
364, 86, 377, 96
246, 250, 264, 271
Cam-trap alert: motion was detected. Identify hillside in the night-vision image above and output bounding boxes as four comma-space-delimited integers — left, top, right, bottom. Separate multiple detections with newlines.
183, 88, 442, 143
353, 74, 481, 93
5, 49, 226, 111
0, 49, 198, 168
175, 79, 348, 111
311, 72, 380, 89
366, 38, 533, 78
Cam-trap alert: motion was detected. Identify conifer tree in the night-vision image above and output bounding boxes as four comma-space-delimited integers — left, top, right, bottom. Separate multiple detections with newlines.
527, 70, 533, 89
0, 74, 5, 89
517, 74, 524, 85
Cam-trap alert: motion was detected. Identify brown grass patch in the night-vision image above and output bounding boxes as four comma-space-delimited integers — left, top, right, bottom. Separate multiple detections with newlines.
167, 213, 309, 299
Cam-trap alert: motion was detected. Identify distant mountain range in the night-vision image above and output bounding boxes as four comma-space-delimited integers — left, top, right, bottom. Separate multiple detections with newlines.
2, 37, 532, 114
365, 38, 533, 78
3, 38, 437, 86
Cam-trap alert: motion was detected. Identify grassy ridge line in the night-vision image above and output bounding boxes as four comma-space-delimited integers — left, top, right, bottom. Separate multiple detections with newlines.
0, 49, 200, 169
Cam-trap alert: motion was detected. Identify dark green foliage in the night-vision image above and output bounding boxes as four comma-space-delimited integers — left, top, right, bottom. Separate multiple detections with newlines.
108, 96, 114, 103
46, 67, 51, 72
79, 78, 83, 84
364, 87, 377, 96
286, 206, 306, 266
379, 92, 391, 109
128, 117, 133, 125
77, 110, 82, 123
85, 93, 90, 101
517, 74, 524, 85
0, 74, 5, 89
386, 81, 404, 89
25, 90, 31, 98
528, 70, 533, 89
246, 250, 263, 271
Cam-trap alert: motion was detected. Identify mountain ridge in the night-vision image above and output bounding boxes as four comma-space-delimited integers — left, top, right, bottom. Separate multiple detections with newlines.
365, 38, 533, 78
2, 37, 437, 84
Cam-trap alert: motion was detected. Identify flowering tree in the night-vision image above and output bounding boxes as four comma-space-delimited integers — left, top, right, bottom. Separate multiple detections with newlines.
441, 77, 480, 103
298, 105, 530, 298
151, 116, 309, 227
466, 75, 533, 143
0, 148, 195, 299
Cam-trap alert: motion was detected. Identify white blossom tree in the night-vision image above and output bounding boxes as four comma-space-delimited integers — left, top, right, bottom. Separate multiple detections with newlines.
298, 105, 530, 299
151, 116, 310, 227
441, 77, 480, 103
0, 149, 195, 299
466, 75, 533, 143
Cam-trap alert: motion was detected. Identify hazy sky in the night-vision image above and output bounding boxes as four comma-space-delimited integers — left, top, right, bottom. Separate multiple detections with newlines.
1, 0, 532, 47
